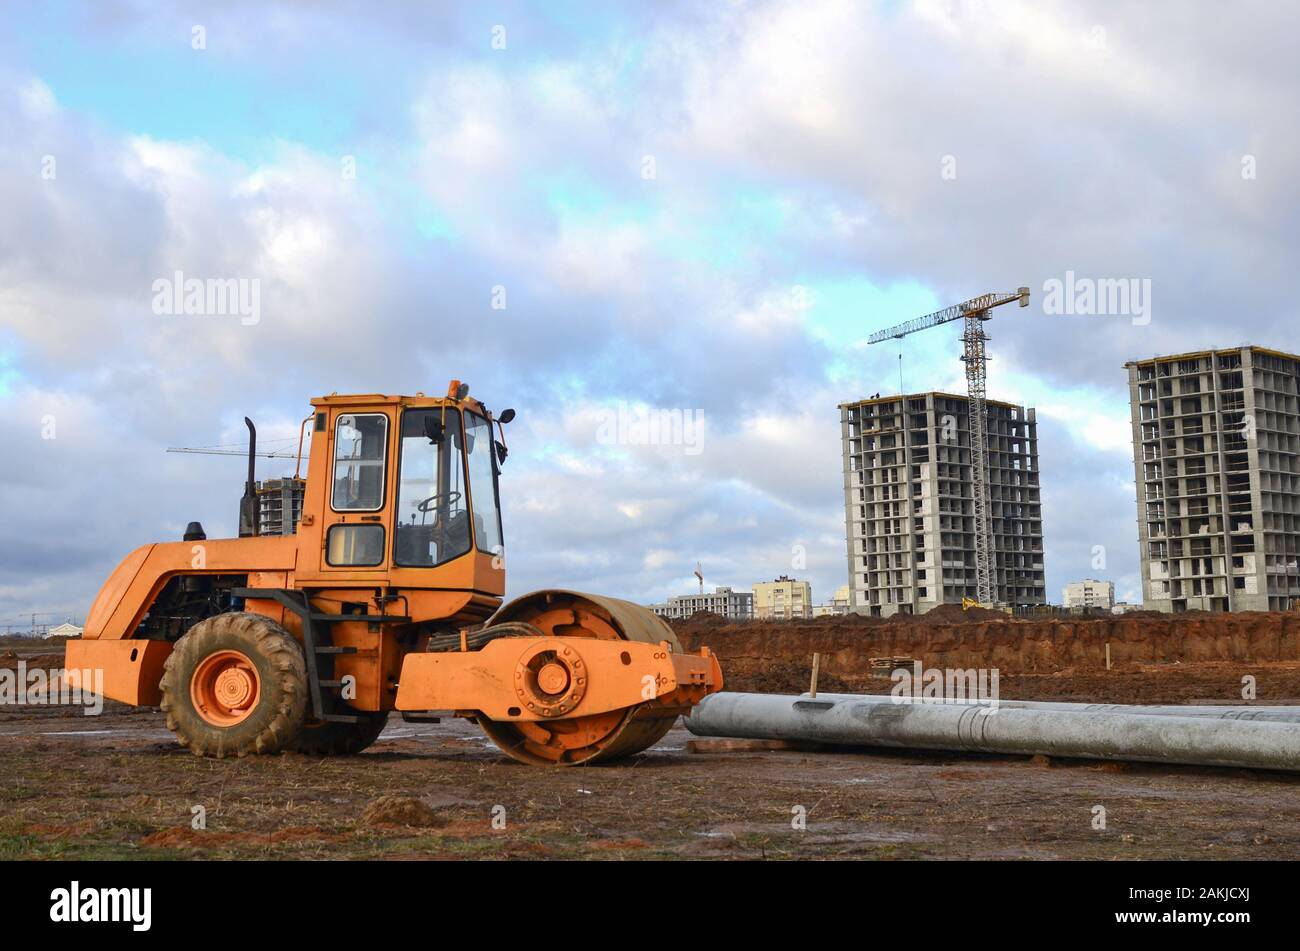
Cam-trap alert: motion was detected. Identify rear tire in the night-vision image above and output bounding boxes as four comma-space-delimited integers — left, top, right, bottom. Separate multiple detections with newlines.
160, 612, 308, 758
290, 712, 389, 755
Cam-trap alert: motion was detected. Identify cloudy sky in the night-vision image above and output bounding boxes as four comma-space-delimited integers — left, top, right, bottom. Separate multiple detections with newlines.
1, 0, 1296, 629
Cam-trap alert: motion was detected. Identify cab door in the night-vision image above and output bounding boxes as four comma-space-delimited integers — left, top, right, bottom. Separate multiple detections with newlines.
318, 409, 393, 578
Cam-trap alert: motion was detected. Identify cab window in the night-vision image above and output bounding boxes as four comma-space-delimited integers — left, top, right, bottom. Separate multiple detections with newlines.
326, 524, 385, 567
332, 413, 388, 512
464, 412, 503, 555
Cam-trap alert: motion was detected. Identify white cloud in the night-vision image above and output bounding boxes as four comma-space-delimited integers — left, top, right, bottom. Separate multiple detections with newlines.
643, 548, 676, 570
17, 77, 56, 118
1038, 403, 1131, 454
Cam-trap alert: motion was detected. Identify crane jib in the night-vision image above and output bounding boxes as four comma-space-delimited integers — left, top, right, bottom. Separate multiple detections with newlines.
866, 289, 1028, 345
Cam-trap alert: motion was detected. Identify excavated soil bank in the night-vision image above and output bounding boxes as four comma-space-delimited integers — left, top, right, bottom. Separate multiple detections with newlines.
673, 609, 1300, 696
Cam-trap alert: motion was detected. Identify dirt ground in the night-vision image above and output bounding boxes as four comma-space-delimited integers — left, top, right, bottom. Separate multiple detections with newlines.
3, 647, 1299, 860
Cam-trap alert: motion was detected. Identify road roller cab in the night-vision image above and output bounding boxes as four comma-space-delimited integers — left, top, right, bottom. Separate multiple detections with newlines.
66, 383, 722, 765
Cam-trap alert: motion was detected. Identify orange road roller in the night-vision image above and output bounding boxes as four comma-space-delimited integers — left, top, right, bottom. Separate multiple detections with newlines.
66, 383, 722, 765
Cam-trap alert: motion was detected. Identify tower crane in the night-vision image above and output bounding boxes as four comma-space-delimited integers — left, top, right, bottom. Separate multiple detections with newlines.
868, 287, 1030, 605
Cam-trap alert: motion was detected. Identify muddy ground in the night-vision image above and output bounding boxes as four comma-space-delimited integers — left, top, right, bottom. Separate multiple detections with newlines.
3, 652, 1298, 860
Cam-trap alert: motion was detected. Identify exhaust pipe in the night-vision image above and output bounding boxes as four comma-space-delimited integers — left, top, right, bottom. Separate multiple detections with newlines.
238, 416, 260, 537
685, 692, 1300, 772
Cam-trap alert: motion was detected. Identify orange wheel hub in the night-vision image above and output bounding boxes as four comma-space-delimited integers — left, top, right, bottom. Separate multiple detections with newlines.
190, 650, 261, 727
513, 641, 587, 718
537, 662, 570, 695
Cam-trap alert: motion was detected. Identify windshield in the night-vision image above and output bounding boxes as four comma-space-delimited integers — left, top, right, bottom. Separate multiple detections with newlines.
394, 409, 471, 567
464, 412, 503, 556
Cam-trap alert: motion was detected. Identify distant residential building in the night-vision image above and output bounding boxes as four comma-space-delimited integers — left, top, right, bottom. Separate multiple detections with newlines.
832, 585, 850, 611
813, 587, 852, 618
650, 586, 753, 621
256, 477, 306, 536
1111, 602, 1143, 615
1062, 579, 1115, 611
44, 623, 83, 639
753, 576, 812, 620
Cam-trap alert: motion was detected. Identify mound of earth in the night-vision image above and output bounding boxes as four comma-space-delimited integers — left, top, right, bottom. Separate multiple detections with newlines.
360, 795, 447, 828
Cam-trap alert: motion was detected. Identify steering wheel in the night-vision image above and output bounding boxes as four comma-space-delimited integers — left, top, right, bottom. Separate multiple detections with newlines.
416, 490, 462, 514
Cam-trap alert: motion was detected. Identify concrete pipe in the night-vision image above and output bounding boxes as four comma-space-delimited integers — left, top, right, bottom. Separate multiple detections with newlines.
686, 692, 1300, 772
797, 692, 1300, 724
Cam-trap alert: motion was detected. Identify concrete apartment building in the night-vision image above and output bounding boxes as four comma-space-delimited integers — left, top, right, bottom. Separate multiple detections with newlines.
255, 477, 306, 536
650, 586, 754, 621
1063, 579, 1115, 610
840, 392, 1046, 616
753, 576, 812, 620
1127, 346, 1300, 612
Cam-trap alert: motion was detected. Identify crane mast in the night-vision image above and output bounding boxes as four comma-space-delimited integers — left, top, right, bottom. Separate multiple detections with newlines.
962, 312, 994, 604
869, 287, 1029, 606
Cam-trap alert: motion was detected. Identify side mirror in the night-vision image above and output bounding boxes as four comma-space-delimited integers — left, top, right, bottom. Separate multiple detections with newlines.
498, 408, 516, 424
422, 415, 445, 444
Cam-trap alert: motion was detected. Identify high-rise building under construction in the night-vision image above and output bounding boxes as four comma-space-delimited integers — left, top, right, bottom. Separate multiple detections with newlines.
1126, 346, 1300, 612
840, 392, 1045, 616
255, 477, 306, 536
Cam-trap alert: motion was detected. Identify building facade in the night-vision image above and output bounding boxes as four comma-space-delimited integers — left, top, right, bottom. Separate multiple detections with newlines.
256, 477, 306, 536
753, 576, 812, 620
832, 584, 850, 611
44, 622, 83, 639
1127, 346, 1300, 612
650, 586, 754, 621
812, 585, 852, 617
1062, 579, 1115, 610
840, 392, 1046, 616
